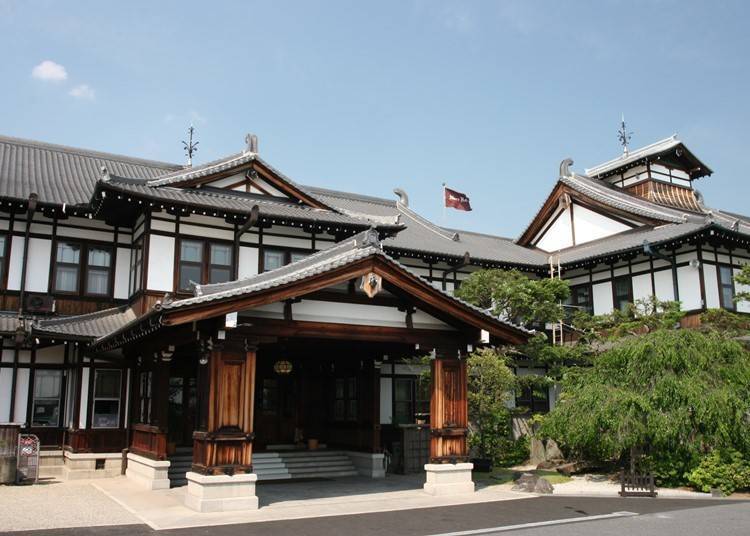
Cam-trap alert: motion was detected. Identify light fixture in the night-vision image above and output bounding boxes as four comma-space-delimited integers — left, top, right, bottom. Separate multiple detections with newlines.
274, 360, 293, 375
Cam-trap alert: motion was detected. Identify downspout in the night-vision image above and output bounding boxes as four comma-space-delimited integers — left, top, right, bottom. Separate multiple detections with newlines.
10, 193, 38, 422
642, 240, 680, 303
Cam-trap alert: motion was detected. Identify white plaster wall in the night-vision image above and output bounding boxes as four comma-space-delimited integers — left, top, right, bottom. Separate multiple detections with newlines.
653, 270, 675, 302
702, 264, 721, 309
677, 266, 702, 310
14, 369, 29, 425
632, 273, 653, 303
79, 367, 89, 429
254, 178, 286, 197
114, 247, 131, 299
262, 235, 313, 249
179, 224, 233, 241
572, 204, 631, 245
592, 281, 614, 314
7, 237, 24, 290
379, 377, 392, 425
150, 219, 176, 233
238, 246, 259, 279
0, 368, 12, 422
535, 207, 573, 252
24, 238, 52, 292
147, 234, 175, 291
283, 300, 453, 329
36, 345, 65, 364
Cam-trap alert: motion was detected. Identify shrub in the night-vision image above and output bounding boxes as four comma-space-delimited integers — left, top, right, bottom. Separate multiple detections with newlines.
687, 450, 750, 495
496, 435, 529, 466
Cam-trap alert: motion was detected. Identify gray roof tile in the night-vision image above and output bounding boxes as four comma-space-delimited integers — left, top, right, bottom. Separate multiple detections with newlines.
34, 305, 137, 339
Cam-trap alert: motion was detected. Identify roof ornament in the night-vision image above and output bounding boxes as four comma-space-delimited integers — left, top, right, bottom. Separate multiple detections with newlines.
393, 188, 409, 207
731, 219, 740, 231
244, 133, 259, 154
559, 158, 574, 179
618, 114, 633, 155
182, 124, 199, 167
451, 232, 460, 242
357, 227, 381, 249
100, 165, 110, 182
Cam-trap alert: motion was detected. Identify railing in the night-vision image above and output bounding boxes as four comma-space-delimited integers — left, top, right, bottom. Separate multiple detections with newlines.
619, 469, 657, 497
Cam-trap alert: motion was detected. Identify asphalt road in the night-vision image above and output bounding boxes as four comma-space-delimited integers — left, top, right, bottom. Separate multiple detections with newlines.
4, 497, 746, 536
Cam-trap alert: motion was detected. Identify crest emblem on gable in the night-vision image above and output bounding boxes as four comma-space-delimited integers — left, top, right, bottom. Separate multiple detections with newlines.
360, 272, 383, 298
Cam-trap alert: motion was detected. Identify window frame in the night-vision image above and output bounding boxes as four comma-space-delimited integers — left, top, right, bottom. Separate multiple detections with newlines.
333, 376, 358, 422
91, 368, 122, 429
137, 370, 152, 424
612, 275, 633, 312
176, 237, 235, 292
515, 384, 550, 414
51, 240, 114, 297
260, 247, 312, 273
31, 369, 64, 428
129, 237, 144, 296
567, 283, 593, 315
392, 376, 431, 425
717, 264, 736, 311
0, 233, 8, 290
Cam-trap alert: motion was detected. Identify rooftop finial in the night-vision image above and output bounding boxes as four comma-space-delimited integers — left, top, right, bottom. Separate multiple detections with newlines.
182, 124, 199, 167
244, 133, 258, 154
618, 114, 632, 155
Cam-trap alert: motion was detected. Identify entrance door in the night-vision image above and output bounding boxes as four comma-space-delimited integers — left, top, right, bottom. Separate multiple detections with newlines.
255, 366, 299, 448
168, 360, 198, 447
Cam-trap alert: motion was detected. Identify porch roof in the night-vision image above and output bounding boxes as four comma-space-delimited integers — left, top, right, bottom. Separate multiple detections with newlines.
91, 229, 532, 352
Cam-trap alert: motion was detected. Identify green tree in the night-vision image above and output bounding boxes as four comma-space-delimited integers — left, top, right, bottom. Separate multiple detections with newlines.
735, 264, 750, 303
467, 347, 517, 461
455, 269, 570, 327
539, 329, 750, 484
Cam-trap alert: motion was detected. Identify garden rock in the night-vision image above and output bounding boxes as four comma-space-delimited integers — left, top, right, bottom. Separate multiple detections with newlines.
585, 474, 609, 482
545, 439, 564, 461
512, 472, 554, 494
529, 438, 546, 465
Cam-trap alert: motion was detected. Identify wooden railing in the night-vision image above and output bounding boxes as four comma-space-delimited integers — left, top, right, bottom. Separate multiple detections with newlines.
129, 424, 168, 460
619, 469, 657, 497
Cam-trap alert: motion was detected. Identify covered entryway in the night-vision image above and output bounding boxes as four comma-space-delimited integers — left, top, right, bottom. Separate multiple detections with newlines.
94, 230, 529, 510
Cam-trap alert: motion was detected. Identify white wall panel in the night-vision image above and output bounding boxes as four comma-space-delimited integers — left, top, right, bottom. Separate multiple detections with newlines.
150, 219, 176, 233
14, 369, 29, 425
179, 224, 233, 241
79, 367, 89, 429
379, 377, 392, 424
653, 270, 675, 302
0, 369, 12, 422
262, 235, 313, 249
572, 204, 631, 245
535, 207, 573, 252
702, 264, 721, 309
56, 227, 114, 242
25, 238, 52, 292
114, 247, 131, 299
632, 273, 653, 303
677, 266, 702, 310
238, 246, 259, 279
592, 282, 614, 315
147, 234, 175, 291
7, 237, 24, 290
36, 345, 65, 364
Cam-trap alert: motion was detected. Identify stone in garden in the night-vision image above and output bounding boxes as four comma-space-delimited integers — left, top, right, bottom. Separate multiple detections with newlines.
536, 460, 558, 470
533, 477, 554, 494
529, 438, 546, 465
555, 461, 583, 475
511, 473, 553, 494
544, 439, 564, 461
585, 474, 608, 482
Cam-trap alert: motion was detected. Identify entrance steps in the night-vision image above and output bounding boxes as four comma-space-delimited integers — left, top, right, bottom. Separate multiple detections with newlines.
254, 450, 358, 481
167, 447, 193, 488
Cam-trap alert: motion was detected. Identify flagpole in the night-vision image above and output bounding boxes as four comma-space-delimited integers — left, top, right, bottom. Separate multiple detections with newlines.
442, 182, 446, 222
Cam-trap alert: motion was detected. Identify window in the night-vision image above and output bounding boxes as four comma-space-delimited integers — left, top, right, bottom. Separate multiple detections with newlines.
138, 371, 152, 424
92, 369, 121, 428
32, 370, 63, 427
262, 248, 310, 272
393, 377, 431, 425
178, 239, 233, 290
567, 284, 592, 315
612, 276, 632, 312
0, 234, 6, 286
261, 379, 278, 415
53, 241, 112, 296
516, 384, 550, 414
334, 377, 357, 422
718, 265, 736, 311
129, 238, 144, 295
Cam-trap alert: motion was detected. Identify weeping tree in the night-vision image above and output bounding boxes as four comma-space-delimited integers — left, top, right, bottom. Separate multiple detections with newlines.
539, 329, 750, 484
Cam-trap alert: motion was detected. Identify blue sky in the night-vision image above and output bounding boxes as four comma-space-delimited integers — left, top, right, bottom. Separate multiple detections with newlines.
2, 1, 749, 236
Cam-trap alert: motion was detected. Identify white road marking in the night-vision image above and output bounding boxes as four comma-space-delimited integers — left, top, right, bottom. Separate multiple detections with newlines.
426, 511, 639, 535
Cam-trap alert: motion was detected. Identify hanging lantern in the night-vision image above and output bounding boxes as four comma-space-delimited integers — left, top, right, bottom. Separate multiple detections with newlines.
274, 360, 293, 375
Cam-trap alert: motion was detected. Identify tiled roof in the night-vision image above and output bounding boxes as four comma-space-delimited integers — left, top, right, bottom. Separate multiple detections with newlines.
0, 311, 21, 335
34, 305, 137, 339
99, 176, 400, 230
0, 135, 179, 205
162, 229, 532, 337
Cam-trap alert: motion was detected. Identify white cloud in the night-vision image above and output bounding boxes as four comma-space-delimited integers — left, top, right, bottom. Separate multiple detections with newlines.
189, 110, 207, 124
69, 84, 95, 100
31, 60, 68, 82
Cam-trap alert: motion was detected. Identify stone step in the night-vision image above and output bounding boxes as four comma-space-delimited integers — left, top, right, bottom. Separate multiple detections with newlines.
281, 459, 353, 469
288, 470, 359, 479
168, 455, 193, 463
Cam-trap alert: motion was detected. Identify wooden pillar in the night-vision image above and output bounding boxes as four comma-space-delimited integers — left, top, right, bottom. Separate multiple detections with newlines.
192, 339, 257, 475
429, 355, 468, 463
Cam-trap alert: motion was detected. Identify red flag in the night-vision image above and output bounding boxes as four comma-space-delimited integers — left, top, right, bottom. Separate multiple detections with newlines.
444, 187, 472, 211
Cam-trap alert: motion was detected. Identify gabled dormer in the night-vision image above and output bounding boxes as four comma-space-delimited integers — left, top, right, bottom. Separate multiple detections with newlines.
584, 136, 712, 213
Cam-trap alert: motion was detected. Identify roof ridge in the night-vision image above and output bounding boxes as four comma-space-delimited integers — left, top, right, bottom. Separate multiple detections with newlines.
584, 135, 678, 175
397, 204, 458, 241
0, 134, 180, 170
36, 304, 132, 326
304, 185, 397, 207
440, 226, 515, 242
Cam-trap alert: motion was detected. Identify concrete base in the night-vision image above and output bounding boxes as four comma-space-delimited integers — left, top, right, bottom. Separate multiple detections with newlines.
423, 463, 475, 496
184, 472, 259, 512
346, 451, 386, 478
125, 453, 171, 490
38, 450, 65, 479
61, 451, 123, 480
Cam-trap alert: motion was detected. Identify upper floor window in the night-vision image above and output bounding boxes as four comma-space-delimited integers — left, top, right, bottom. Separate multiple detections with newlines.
567, 284, 592, 315
612, 276, 632, 313
718, 265, 736, 311
178, 239, 233, 290
262, 248, 309, 272
129, 238, 144, 295
0, 235, 6, 287
53, 241, 112, 296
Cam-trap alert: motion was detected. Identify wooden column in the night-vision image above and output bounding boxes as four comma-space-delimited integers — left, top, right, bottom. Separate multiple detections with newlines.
192, 339, 257, 475
429, 356, 468, 463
